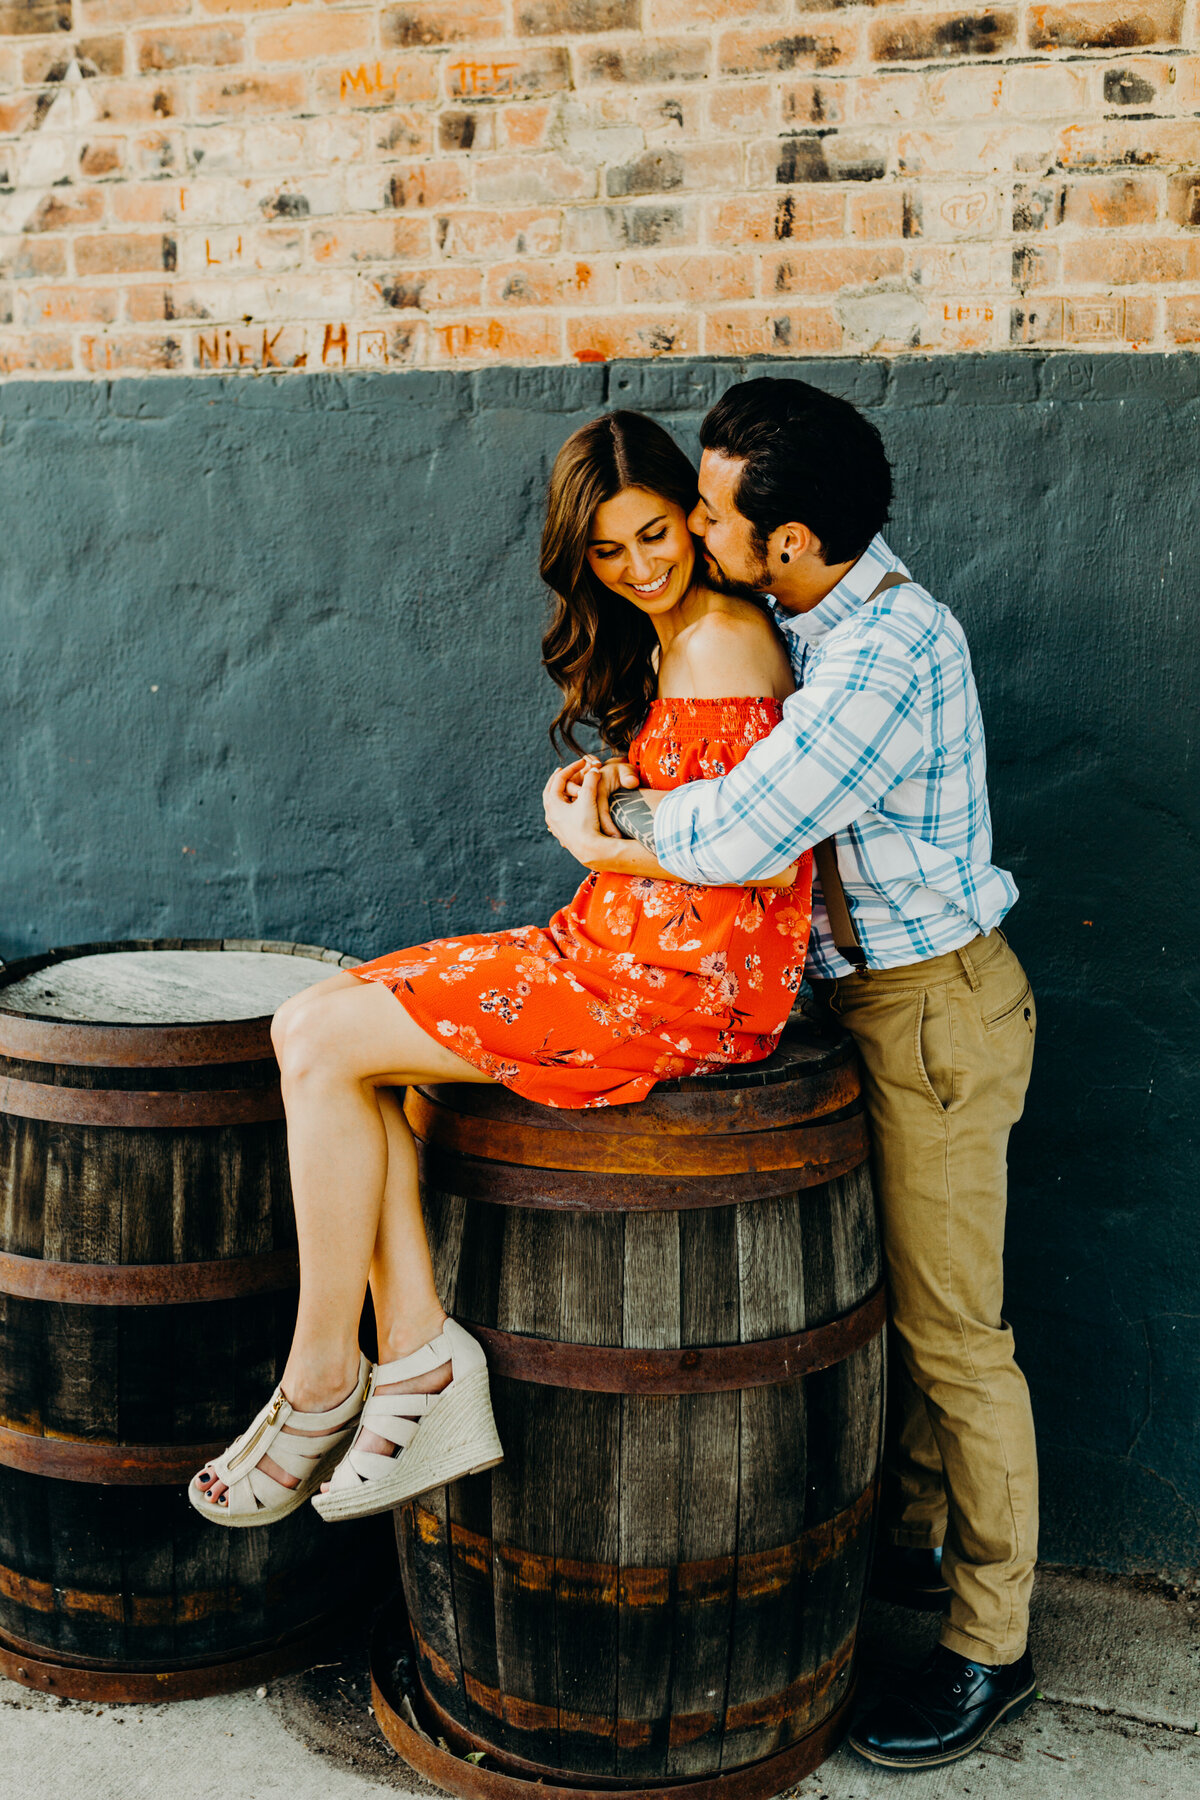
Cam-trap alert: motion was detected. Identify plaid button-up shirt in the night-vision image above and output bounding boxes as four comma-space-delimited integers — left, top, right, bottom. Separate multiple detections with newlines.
652, 533, 1018, 978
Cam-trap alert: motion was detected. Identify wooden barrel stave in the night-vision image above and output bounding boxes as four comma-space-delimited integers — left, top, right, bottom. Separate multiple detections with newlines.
392, 1030, 884, 1788
0, 940, 379, 1690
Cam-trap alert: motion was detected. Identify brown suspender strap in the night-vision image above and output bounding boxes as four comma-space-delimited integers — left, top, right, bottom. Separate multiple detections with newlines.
812, 569, 911, 970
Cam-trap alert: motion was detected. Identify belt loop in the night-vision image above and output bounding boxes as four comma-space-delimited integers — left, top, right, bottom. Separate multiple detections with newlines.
956, 940, 981, 992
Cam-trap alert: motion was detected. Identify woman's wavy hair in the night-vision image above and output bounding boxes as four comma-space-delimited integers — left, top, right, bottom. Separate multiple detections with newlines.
541, 411, 698, 756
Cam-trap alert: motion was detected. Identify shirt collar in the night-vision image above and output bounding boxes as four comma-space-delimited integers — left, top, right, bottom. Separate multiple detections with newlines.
769, 533, 910, 649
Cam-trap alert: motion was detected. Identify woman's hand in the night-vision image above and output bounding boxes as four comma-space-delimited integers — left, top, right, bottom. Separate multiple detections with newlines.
563, 756, 639, 837
543, 761, 615, 869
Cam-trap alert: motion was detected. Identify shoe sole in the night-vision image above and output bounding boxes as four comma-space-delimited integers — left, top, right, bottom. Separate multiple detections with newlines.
311, 1369, 504, 1524
848, 1683, 1037, 1769
187, 1437, 351, 1530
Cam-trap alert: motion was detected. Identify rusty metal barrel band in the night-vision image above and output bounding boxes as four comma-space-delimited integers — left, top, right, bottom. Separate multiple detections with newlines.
405, 1088, 868, 1179
0, 1076, 284, 1127
416, 1144, 850, 1211
0, 1620, 338, 1704
465, 1285, 885, 1395
0, 1014, 278, 1069
0, 1425, 227, 1485
371, 1636, 858, 1800
0, 1247, 300, 1306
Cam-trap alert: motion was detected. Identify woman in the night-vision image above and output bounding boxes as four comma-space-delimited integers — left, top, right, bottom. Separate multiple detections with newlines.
190, 412, 812, 1529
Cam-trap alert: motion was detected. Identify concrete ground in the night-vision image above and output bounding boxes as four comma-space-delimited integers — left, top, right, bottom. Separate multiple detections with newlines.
0, 1568, 1197, 1800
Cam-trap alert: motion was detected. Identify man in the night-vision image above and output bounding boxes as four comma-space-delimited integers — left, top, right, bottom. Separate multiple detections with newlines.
602, 377, 1039, 1770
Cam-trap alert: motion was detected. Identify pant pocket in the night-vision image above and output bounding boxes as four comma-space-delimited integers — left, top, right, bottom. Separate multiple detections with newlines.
914, 987, 955, 1111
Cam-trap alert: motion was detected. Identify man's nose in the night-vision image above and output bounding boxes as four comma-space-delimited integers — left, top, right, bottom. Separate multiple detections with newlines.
686, 501, 707, 539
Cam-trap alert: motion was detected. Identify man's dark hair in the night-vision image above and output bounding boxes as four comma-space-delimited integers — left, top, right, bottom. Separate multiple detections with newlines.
699, 376, 892, 566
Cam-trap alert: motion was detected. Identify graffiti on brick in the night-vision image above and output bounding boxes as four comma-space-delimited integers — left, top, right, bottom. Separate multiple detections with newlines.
447, 60, 520, 98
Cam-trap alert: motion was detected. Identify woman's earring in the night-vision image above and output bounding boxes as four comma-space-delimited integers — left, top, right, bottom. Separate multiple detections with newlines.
780, 552, 790, 564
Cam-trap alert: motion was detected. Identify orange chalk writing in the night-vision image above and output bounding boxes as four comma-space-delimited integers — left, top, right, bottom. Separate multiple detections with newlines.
448, 59, 519, 98
322, 323, 349, 366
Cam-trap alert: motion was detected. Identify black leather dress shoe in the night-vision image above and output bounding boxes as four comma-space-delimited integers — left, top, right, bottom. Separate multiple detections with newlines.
849, 1644, 1037, 1769
869, 1543, 950, 1610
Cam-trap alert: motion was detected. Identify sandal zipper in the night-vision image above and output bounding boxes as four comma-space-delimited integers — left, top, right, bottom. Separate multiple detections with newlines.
226, 1389, 285, 1472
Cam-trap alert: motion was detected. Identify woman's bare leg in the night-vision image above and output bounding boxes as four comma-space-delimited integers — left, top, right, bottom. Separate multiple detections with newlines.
194, 971, 493, 1507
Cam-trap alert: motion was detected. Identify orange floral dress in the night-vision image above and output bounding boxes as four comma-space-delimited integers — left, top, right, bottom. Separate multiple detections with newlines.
353, 697, 813, 1109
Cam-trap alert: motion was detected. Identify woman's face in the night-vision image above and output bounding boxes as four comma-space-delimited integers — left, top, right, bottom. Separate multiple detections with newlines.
585, 487, 695, 617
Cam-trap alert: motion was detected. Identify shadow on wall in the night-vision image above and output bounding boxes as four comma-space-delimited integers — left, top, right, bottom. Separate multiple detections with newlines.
1, 355, 1197, 1572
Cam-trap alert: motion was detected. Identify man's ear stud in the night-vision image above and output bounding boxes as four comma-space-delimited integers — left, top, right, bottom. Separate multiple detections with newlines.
780, 552, 790, 564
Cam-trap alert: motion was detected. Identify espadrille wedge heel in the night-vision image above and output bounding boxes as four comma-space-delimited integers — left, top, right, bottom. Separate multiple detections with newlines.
312, 1318, 503, 1524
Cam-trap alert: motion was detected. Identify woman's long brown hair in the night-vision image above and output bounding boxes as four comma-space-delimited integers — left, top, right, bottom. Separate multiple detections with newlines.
541, 410, 699, 756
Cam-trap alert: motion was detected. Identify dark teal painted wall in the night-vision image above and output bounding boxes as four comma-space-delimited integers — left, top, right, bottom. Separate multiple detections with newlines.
2, 356, 1197, 1572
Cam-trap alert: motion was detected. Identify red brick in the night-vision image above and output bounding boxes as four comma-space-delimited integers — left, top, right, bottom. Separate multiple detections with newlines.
431, 313, 561, 360
80, 0, 187, 19
566, 311, 698, 360
475, 152, 597, 206
436, 207, 562, 259
516, 1, 639, 35
719, 26, 857, 75
79, 140, 124, 178
765, 245, 905, 294
314, 60, 440, 109
1165, 295, 1200, 342
444, 47, 570, 101
1057, 121, 1200, 170
0, 1, 72, 32
605, 145, 742, 200
137, 26, 243, 73
8, 238, 68, 279
382, 1, 504, 45
0, 332, 74, 375
485, 257, 617, 306
651, 0, 784, 20
257, 14, 374, 62
1011, 243, 1059, 288
0, 95, 38, 134
29, 285, 119, 324
750, 134, 888, 186
497, 104, 554, 149
111, 181, 183, 223
91, 79, 184, 126
782, 81, 847, 128
312, 220, 431, 264
1062, 175, 1158, 229
383, 162, 468, 209
25, 188, 106, 231
81, 331, 185, 372
1028, 0, 1183, 50
564, 201, 694, 251
75, 232, 177, 275
195, 72, 305, 117
850, 189, 919, 239
125, 283, 221, 322
366, 265, 485, 310
710, 192, 845, 245
579, 38, 710, 84
702, 306, 841, 357
621, 253, 754, 305
1063, 237, 1200, 284
932, 298, 1000, 349
1059, 295, 1140, 341
1168, 175, 1200, 228
707, 85, 775, 134
23, 34, 123, 82
870, 11, 1017, 62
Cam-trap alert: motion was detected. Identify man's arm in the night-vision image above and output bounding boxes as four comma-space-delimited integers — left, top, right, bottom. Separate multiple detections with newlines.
648, 648, 927, 886
608, 789, 799, 889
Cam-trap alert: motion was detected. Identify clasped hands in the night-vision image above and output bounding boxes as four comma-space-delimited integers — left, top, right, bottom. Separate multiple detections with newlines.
542, 755, 643, 869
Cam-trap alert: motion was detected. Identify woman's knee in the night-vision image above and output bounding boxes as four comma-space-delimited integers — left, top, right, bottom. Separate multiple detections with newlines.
272, 992, 342, 1086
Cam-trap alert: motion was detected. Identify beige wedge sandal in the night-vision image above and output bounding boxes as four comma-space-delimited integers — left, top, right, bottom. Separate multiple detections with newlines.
189, 1352, 371, 1528
312, 1319, 503, 1524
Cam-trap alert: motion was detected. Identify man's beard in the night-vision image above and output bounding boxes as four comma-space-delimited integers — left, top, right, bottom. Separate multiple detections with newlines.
699, 544, 773, 601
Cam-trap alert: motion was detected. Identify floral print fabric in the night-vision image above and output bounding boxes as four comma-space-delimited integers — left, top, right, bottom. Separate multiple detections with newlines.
352, 697, 813, 1108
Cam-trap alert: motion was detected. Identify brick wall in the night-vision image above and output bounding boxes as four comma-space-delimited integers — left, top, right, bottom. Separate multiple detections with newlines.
0, 0, 1197, 376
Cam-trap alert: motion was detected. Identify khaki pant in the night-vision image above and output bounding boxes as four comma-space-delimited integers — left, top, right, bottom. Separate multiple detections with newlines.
817, 929, 1038, 1664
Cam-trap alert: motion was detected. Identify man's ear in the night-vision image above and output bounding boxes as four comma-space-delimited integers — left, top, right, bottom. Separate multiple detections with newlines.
775, 522, 820, 563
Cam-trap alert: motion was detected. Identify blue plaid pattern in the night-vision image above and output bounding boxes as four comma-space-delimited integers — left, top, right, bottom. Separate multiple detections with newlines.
653, 534, 1018, 978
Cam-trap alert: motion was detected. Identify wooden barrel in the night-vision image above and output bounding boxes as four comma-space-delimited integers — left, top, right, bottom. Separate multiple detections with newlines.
371, 1024, 884, 1800
0, 937, 385, 1701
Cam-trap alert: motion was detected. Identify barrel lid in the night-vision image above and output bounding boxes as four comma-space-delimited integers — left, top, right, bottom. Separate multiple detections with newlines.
0, 939, 360, 1066
653, 1017, 850, 1091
